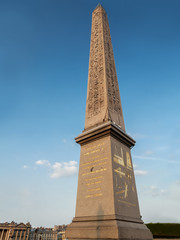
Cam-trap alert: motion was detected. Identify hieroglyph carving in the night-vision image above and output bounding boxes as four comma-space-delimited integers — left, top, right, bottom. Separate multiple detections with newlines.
85, 7, 125, 130
102, 13, 124, 125
87, 11, 105, 119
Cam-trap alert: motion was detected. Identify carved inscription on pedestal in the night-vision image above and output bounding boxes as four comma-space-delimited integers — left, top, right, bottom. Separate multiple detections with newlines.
75, 136, 114, 217
80, 142, 107, 199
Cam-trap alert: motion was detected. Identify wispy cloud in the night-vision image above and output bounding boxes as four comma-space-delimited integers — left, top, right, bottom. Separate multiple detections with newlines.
128, 132, 147, 140
140, 185, 168, 197
133, 155, 163, 161
35, 160, 78, 178
149, 186, 168, 197
143, 151, 154, 156
133, 164, 147, 176
133, 154, 180, 164
133, 164, 137, 168
36, 160, 50, 166
139, 181, 180, 223
134, 170, 147, 176
23, 165, 29, 169
61, 139, 76, 148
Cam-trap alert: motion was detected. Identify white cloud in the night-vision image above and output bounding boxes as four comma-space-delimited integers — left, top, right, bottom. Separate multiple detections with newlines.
140, 185, 168, 198
50, 161, 78, 178
143, 151, 154, 156
133, 155, 163, 161
134, 170, 147, 176
36, 160, 50, 166
133, 154, 180, 165
133, 164, 147, 176
35, 160, 78, 179
133, 164, 137, 168
23, 165, 28, 169
150, 186, 159, 197
139, 182, 180, 223
149, 186, 167, 197
160, 189, 168, 194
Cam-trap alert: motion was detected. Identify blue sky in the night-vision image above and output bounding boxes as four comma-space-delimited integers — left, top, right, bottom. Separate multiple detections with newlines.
0, 0, 180, 227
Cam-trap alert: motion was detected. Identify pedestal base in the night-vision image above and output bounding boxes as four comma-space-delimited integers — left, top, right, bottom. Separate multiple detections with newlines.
66, 217, 153, 240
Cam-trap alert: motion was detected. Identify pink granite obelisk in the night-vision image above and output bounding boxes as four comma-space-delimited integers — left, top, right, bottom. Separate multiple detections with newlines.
66, 5, 152, 240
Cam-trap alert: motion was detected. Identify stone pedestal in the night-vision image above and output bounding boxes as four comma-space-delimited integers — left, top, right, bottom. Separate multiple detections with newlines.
66, 122, 152, 240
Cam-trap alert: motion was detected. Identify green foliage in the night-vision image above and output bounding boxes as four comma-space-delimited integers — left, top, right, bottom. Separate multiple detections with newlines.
146, 223, 180, 237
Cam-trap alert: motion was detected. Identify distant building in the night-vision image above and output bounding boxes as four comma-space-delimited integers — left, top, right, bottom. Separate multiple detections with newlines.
0, 222, 31, 240
57, 231, 65, 240
53, 225, 67, 240
53, 226, 66, 240
0, 222, 67, 240
29, 228, 57, 240
29, 225, 67, 240
52, 226, 66, 233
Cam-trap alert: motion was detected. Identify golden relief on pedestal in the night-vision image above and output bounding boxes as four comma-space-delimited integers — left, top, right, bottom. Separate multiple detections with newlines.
112, 143, 137, 207
113, 145, 124, 166
126, 151, 132, 169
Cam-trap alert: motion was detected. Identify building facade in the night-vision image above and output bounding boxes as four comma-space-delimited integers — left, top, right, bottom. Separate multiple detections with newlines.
29, 228, 57, 240
0, 222, 31, 240
53, 226, 66, 240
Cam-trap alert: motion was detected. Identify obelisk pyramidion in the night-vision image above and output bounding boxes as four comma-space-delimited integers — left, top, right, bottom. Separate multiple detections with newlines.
66, 5, 152, 240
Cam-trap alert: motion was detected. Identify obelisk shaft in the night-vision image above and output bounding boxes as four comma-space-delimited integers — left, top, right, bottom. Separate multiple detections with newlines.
85, 5, 125, 131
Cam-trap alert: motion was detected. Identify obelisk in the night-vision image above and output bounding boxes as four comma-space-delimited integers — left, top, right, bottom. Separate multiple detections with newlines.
66, 5, 152, 240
